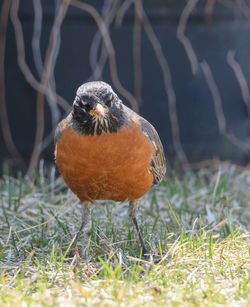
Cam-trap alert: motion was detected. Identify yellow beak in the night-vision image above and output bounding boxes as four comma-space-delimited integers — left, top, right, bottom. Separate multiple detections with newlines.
90, 103, 106, 118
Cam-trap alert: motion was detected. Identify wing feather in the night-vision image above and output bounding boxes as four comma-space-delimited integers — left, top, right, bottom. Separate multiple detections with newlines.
121, 104, 166, 183
138, 116, 166, 183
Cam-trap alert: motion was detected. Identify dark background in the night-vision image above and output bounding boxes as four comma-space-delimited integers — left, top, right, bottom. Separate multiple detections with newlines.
1, 0, 250, 175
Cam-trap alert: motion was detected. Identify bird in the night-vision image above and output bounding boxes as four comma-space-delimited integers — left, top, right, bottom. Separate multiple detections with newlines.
54, 81, 166, 258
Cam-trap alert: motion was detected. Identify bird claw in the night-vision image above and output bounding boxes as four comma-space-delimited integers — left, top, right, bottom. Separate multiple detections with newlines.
65, 249, 76, 260
141, 250, 150, 259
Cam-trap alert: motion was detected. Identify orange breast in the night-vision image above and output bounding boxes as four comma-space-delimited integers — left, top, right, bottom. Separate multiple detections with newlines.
55, 122, 154, 202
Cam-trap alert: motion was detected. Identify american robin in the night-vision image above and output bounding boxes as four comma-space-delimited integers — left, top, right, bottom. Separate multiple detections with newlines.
54, 81, 166, 258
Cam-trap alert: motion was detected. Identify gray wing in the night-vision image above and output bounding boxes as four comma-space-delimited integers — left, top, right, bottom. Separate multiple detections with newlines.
121, 103, 166, 183
138, 116, 166, 184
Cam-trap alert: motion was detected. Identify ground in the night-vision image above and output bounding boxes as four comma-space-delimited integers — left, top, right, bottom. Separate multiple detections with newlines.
0, 162, 249, 306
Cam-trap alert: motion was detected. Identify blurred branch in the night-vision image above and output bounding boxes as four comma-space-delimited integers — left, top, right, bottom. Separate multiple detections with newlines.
217, 0, 238, 9
227, 50, 250, 134
204, 0, 216, 22
137, 1, 189, 166
32, 0, 61, 130
115, 0, 133, 26
71, 0, 139, 112
0, 0, 25, 167
201, 60, 250, 154
10, 1, 70, 113
31, 0, 43, 76
177, 0, 199, 76
200, 60, 226, 134
89, 0, 117, 81
236, 0, 250, 18
133, 0, 142, 105
226, 133, 250, 153
26, 0, 71, 177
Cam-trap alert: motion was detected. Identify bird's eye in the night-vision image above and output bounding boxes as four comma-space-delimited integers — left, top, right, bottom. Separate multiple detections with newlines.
106, 94, 114, 107
77, 99, 91, 111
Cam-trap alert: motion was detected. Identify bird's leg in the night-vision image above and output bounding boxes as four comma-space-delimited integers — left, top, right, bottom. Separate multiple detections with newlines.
67, 202, 91, 258
129, 201, 149, 257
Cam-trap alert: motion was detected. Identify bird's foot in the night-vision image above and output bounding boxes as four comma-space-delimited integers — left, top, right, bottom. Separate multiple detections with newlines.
65, 245, 82, 261
65, 249, 76, 260
141, 248, 151, 259
139, 249, 163, 264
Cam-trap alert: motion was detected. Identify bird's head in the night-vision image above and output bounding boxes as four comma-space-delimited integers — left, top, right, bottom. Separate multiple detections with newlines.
72, 81, 127, 134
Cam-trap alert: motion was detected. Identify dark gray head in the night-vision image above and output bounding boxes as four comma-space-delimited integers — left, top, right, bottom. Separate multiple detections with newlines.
72, 81, 128, 135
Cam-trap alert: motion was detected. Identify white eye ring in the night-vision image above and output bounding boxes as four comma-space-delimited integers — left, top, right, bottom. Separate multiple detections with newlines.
106, 95, 114, 106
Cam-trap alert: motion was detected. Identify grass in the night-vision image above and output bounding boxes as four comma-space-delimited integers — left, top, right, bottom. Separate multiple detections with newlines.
0, 162, 249, 306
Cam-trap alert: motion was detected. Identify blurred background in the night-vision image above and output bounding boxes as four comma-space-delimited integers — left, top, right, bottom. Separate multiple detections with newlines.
1, 0, 250, 176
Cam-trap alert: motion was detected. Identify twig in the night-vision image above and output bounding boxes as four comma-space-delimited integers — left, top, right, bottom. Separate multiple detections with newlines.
133, 0, 142, 105
44, 0, 64, 127
204, 0, 216, 22
226, 51, 250, 109
26, 0, 71, 177
201, 60, 250, 154
217, 0, 238, 9
227, 50, 250, 134
31, 0, 43, 76
200, 60, 226, 133
115, 0, 133, 26
10, 0, 70, 112
137, 2, 189, 166
236, 0, 250, 19
32, 0, 61, 130
226, 132, 250, 153
89, 0, 110, 80
177, 0, 199, 76
0, 0, 25, 167
89, 0, 116, 81
71, 0, 139, 112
